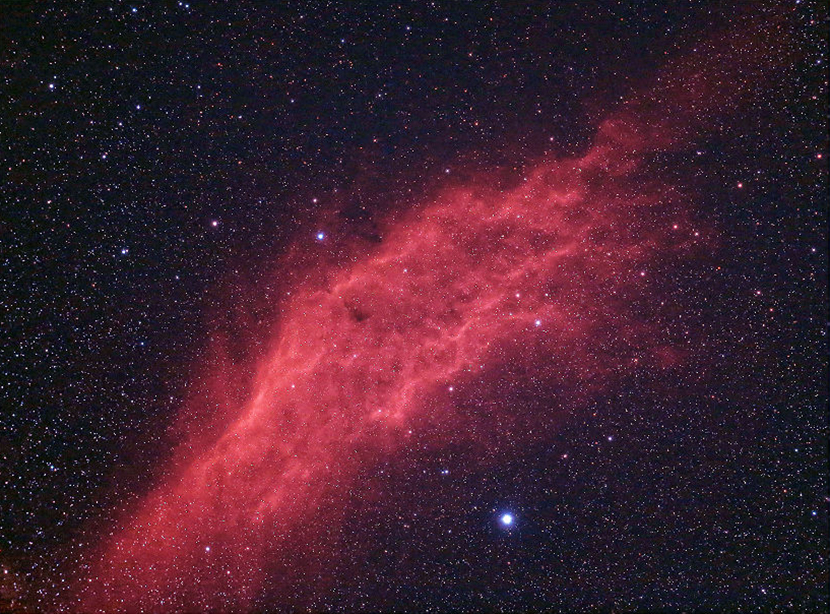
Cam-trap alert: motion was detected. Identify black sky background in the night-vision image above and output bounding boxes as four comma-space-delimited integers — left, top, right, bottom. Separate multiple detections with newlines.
1, 1, 827, 611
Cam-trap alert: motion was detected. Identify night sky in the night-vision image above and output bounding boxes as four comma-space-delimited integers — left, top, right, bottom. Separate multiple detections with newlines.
1, 1, 827, 612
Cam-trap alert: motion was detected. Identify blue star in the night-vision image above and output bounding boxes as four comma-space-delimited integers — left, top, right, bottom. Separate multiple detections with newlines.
500, 513, 514, 526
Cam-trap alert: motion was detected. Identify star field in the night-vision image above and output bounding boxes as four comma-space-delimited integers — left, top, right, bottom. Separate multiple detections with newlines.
0, 2, 827, 612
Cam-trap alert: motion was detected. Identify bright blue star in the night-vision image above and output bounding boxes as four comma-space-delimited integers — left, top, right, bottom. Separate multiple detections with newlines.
500, 513, 514, 526
316, 231, 325, 241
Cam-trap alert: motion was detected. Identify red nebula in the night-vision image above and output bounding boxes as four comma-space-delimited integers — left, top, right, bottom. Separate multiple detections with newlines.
75, 123, 700, 612
73, 18, 787, 610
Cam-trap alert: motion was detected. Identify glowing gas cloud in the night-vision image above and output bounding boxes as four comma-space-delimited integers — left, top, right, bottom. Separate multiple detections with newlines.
78, 132, 691, 611
75, 18, 786, 611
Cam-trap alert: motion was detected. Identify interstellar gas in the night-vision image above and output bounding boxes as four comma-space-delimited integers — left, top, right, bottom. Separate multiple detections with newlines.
74, 16, 784, 611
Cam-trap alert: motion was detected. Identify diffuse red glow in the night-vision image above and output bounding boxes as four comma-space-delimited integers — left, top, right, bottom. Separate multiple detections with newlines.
77, 116, 702, 610
77, 20, 794, 604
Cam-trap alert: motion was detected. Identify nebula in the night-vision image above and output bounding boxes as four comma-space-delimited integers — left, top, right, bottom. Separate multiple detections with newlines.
76, 134, 691, 612
73, 17, 787, 611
